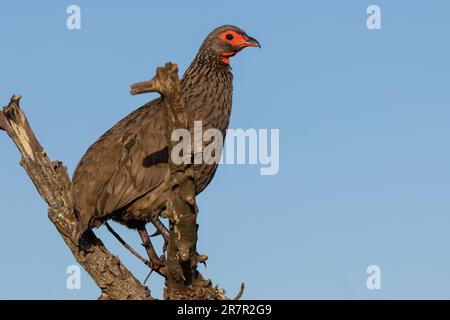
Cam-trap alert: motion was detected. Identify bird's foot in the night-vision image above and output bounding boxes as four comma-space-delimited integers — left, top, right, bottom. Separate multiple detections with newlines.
149, 257, 166, 271
143, 255, 167, 283
137, 224, 168, 274
150, 217, 170, 243
149, 217, 170, 255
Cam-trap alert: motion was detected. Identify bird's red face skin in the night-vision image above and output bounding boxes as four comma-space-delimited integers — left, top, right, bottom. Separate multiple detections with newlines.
218, 30, 260, 64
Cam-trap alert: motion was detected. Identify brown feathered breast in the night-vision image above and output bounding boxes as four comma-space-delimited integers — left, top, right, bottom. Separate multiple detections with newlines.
72, 26, 239, 235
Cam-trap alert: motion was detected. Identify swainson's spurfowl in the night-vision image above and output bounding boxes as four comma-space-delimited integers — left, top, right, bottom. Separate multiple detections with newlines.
72, 25, 260, 266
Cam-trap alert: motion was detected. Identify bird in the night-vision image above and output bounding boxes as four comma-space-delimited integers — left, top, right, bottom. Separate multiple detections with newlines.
71, 25, 260, 268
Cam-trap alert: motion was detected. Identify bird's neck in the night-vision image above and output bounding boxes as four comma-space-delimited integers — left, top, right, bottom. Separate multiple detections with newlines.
180, 48, 234, 133
182, 48, 232, 82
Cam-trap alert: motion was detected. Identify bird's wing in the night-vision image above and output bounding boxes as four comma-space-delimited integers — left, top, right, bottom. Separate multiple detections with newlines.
96, 103, 169, 215
73, 99, 169, 220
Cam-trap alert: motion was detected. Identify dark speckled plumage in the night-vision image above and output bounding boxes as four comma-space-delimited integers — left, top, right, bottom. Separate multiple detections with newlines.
72, 25, 257, 235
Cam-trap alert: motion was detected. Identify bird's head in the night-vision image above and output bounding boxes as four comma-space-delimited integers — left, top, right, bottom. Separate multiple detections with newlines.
201, 25, 261, 65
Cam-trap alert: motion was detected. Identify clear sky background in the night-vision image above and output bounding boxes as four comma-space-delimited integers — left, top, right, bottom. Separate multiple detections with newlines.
1, 0, 450, 299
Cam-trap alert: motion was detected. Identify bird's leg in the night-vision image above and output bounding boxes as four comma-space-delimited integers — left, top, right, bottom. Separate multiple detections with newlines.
150, 217, 170, 243
105, 222, 151, 268
137, 224, 165, 271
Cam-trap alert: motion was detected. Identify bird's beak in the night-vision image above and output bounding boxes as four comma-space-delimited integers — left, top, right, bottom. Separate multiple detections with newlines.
241, 36, 261, 49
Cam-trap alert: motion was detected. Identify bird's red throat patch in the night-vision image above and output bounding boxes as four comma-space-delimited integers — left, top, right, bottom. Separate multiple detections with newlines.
221, 51, 236, 64
218, 30, 250, 64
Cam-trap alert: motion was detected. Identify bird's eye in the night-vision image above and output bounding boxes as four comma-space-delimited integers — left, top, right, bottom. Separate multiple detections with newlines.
226, 34, 234, 40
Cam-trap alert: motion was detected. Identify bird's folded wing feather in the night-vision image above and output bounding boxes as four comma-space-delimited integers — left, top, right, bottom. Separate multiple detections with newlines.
73, 99, 169, 218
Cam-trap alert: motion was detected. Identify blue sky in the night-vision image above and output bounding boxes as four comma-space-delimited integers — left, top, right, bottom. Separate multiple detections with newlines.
1, 0, 450, 299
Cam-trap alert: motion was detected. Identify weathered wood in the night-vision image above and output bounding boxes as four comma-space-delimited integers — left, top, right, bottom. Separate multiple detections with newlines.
131, 63, 231, 299
0, 95, 152, 300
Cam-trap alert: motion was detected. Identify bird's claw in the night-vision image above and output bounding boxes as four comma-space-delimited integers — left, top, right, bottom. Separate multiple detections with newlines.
150, 230, 161, 237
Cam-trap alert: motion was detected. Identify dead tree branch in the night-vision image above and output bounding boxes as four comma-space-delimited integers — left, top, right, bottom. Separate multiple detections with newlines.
131, 63, 237, 300
0, 95, 152, 300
